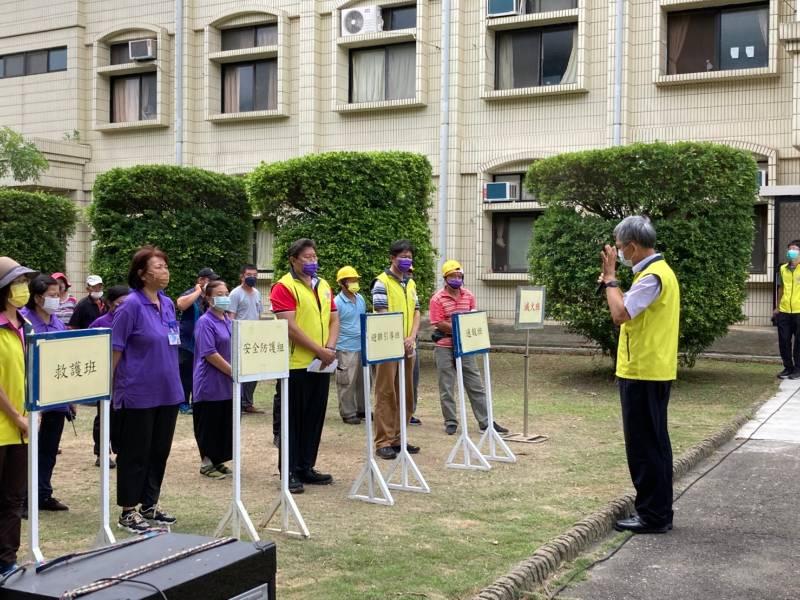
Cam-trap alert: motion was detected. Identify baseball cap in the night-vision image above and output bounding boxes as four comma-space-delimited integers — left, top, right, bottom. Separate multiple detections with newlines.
197, 267, 219, 280
86, 275, 103, 286
51, 272, 71, 288
0, 257, 39, 289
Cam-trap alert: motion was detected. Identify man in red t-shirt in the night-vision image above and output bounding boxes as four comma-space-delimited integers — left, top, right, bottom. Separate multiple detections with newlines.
429, 260, 507, 436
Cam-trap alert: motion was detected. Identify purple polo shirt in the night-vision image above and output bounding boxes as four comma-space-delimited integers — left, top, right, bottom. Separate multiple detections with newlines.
89, 311, 114, 329
192, 311, 233, 403
111, 290, 183, 410
21, 307, 69, 414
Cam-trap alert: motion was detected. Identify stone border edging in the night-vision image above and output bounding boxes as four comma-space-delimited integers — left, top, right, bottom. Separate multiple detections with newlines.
472, 404, 758, 600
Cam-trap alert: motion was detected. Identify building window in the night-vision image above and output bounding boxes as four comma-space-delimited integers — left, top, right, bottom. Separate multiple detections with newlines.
221, 24, 278, 51
492, 212, 539, 273
382, 5, 417, 30
110, 73, 156, 122
667, 3, 768, 75
0, 47, 67, 79
750, 204, 768, 274
222, 60, 277, 113
493, 173, 536, 201
349, 42, 415, 103
110, 43, 131, 65
495, 24, 576, 89
523, 0, 577, 12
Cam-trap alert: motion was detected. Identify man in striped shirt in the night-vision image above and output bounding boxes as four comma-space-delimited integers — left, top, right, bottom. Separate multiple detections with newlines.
429, 260, 507, 436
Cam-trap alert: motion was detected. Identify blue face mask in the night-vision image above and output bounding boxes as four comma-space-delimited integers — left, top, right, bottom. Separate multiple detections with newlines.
244, 276, 257, 287
213, 296, 231, 311
788, 249, 800, 261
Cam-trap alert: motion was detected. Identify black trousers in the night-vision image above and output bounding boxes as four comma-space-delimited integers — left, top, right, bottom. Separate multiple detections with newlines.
178, 349, 194, 404
115, 404, 179, 508
278, 369, 329, 474
777, 312, 800, 371
0, 444, 26, 565
619, 377, 674, 527
93, 402, 118, 456
241, 381, 257, 408
272, 380, 281, 437
38, 411, 65, 502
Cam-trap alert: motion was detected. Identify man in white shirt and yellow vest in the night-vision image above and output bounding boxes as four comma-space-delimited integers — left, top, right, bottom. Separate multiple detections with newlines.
774, 240, 800, 379
270, 239, 340, 494
599, 216, 680, 534
371, 240, 421, 460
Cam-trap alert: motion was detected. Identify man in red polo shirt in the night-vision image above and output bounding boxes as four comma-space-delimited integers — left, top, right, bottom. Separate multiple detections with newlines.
429, 260, 508, 436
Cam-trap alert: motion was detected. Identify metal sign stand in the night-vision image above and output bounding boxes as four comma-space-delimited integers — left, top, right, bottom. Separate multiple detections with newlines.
215, 381, 260, 541
260, 377, 310, 538
95, 398, 116, 547
384, 358, 430, 493
27, 411, 44, 564
445, 355, 491, 471
476, 353, 516, 462
503, 331, 549, 444
349, 365, 394, 505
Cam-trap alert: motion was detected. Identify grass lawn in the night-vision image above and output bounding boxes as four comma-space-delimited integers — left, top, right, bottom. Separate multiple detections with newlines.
21, 352, 778, 599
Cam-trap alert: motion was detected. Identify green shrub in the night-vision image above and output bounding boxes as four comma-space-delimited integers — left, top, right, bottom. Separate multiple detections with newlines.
526, 142, 757, 367
247, 151, 435, 305
89, 165, 252, 295
0, 189, 77, 273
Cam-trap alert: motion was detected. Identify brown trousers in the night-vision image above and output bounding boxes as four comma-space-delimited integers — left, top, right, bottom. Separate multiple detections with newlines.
374, 357, 415, 449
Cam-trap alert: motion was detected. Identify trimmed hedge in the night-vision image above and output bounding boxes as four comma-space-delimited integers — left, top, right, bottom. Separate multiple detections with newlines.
0, 190, 77, 273
89, 165, 252, 294
247, 151, 435, 305
526, 142, 757, 366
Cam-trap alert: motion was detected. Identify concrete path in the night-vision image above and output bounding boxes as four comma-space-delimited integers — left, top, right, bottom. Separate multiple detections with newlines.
562, 381, 800, 600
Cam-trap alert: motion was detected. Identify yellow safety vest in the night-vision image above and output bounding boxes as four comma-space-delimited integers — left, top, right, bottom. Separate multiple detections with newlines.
278, 273, 333, 369
779, 263, 800, 314
0, 318, 26, 446
376, 271, 418, 337
616, 258, 680, 381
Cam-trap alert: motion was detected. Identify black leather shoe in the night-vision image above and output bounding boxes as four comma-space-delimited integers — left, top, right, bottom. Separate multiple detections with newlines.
391, 444, 420, 454
777, 368, 793, 379
479, 421, 509, 434
790, 369, 800, 380
376, 446, 397, 460
288, 474, 304, 494
445, 423, 457, 435
614, 515, 670, 534
296, 468, 333, 485
40, 497, 69, 511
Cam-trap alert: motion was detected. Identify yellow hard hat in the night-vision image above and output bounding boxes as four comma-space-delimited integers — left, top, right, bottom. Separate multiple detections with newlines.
336, 266, 360, 282
442, 260, 463, 277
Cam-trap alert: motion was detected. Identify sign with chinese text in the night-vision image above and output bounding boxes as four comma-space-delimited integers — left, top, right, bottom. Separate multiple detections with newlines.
515, 286, 546, 330
361, 312, 405, 365
452, 311, 491, 357
27, 329, 112, 410
234, 319, 290, 382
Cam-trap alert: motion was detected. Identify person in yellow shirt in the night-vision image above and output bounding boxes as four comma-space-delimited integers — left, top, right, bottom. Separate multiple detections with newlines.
774, 240, 800, 379
0, 257, 38, 575
371, 240, 421, 460
599, 216, 679, 535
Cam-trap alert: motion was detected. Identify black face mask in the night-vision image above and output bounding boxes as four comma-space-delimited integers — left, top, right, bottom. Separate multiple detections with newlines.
244, 276, 257, 287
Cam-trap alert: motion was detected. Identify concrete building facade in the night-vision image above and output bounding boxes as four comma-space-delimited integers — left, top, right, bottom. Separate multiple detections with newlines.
0, 0, 795, 324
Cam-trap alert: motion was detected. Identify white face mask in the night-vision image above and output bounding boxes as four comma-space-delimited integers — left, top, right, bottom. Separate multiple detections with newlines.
618, 246, 634, 268
90, 291, 104, 300
42, 296, 60, 314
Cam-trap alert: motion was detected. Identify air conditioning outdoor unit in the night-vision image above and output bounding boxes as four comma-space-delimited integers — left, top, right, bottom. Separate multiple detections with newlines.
487, 0, 521, 18
341, 6, 383, 36
756, 167, 768, 188
484, 182, 518, 202
129, 39, 157, 61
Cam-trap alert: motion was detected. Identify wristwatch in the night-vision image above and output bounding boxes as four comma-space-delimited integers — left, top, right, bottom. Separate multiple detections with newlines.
603, 280, 620, 289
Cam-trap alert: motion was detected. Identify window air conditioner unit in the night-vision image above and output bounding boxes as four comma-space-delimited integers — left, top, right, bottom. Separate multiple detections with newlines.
487, 0, 521, 18
341, 6, 383, 37
484, 182, 518, 202
129, 39, 157, 61
756, 167, 768, 188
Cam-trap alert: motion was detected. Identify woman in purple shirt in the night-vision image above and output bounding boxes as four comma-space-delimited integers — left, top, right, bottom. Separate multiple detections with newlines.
20, 275, 70, 512
192, 280, 234, 479
112, 247, 182, 534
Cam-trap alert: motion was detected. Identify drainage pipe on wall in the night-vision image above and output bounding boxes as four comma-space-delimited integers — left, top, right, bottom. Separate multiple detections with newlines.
175, 0, 184, 165
612, 0, 624, 146
437, 0, 451, 282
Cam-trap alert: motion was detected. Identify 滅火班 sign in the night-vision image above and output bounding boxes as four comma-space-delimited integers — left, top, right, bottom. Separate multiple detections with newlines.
515, 286, 546, 330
